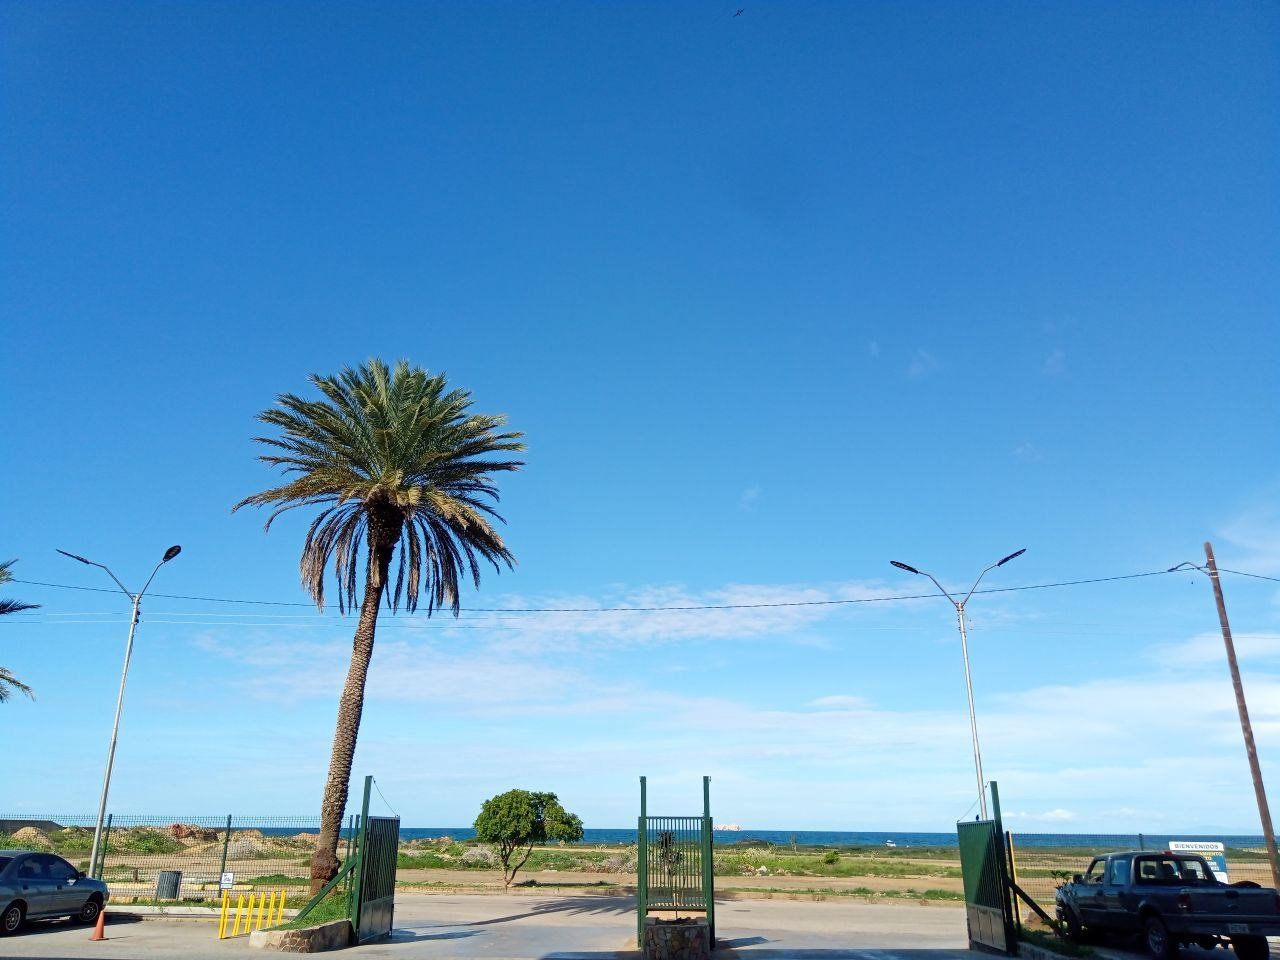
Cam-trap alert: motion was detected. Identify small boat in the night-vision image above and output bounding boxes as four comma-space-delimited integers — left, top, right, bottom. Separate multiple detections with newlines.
716, 823, 743, 832
884, 840, 897, 847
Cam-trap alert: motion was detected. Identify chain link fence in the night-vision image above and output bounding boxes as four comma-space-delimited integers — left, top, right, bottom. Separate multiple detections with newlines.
1008, 833, 1273, 916
0, 814, 358, 902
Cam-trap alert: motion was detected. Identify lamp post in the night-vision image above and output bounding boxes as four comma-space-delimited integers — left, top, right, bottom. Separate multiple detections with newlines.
57, 545, 181, 878
890, 548, 1026, 820
1169, 544, 1280, 890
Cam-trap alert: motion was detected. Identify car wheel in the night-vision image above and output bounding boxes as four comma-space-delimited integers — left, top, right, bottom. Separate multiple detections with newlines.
1, 902, 24, 935
1144, 916, 1177, 960
75, 896, 102, 925
1232, 934, 1270, 960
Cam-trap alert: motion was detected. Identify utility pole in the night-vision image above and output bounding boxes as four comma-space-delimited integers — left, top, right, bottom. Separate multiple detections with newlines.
1203, 542, 1280, 890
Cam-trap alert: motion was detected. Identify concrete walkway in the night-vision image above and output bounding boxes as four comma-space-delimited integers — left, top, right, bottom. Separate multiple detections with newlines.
0, 893, 970, 960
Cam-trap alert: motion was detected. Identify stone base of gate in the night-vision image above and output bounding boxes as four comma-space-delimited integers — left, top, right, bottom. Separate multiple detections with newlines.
643, 916, 710, 960
249, 919, 352, 953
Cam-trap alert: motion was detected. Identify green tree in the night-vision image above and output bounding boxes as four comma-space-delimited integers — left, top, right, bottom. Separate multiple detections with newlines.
473, 790, 584, 889
235, 359, 524, 891
0, 559, 37, 702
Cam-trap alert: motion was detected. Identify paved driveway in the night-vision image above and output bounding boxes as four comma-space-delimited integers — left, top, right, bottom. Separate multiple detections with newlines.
0, 893, 971, 960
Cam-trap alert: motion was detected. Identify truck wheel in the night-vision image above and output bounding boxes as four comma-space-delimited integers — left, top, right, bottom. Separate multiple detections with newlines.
1144, 917, 1177, 960
1062, 910, 1083, 942
1231, 935, 1269, 960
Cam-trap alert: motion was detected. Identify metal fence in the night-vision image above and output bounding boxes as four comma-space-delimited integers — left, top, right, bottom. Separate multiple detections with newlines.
1008, 833, 1273, 916
0, 814, 357, 902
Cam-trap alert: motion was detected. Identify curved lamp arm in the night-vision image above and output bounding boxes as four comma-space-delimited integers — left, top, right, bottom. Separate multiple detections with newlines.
961, 548, 1027, 606
56, 549, 133, 599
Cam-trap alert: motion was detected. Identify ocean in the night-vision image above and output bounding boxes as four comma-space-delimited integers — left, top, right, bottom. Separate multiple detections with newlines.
257, 826, 1270, 850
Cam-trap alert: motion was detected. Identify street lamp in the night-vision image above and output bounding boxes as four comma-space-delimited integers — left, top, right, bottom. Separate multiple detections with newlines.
890, 548, 1026, 820
57, 544, 182, 878
1169, 544, 1280, 890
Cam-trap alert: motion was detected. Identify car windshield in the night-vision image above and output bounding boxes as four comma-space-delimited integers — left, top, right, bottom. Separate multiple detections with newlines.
1135, 856, 1217, 884
0, 856, 10, 871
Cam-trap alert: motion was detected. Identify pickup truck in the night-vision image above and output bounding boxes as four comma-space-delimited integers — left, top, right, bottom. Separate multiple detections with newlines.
1055, 851, 1280, 960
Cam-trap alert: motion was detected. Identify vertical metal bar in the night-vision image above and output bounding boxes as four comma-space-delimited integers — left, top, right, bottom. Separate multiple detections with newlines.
349, 775, 372, 940
89, 594, 142, 880
956, 602, 989, 821
219, 815, 233, 888
702, 777, 715, 942
1006, 831, 1022, 930
702, 816, 715, 943
1139, 833, 1145, 851
96, 814, 113, 879
1204, 542, 1280, 890
637, 776, 648, 947
989, 782, 1015, 955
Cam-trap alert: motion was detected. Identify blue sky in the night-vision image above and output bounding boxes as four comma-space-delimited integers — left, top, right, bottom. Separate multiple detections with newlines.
2, 1, 1278, 832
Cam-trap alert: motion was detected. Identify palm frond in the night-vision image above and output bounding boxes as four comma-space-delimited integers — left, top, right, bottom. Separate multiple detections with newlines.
0, 667, 34, 702
236, 358, 524, 613
0, 559, 40, 617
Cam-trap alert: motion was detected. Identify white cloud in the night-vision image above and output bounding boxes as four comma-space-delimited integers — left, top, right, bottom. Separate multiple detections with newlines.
907, 350, 939, 378
808, 695, 869, 710
1217, 500, 1280, 576
1013, 442, 1043, 463
1148, 631, 1280, 667
739, 485, 761, 511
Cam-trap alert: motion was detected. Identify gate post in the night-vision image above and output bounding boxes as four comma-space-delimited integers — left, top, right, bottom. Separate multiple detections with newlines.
991, 781, 1016, 951
218, 815, 233, 891
701, 776, 715, 944
349, 775, 372, 934
637, 776, 648, 945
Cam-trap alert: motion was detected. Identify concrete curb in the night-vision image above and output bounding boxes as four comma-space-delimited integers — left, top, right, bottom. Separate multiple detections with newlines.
1017, 942, 1076, 960
112, 906, 299, 920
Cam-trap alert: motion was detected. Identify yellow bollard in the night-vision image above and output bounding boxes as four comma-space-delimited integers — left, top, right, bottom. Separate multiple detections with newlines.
231, 893, 246, 936
218, 891, 230, 939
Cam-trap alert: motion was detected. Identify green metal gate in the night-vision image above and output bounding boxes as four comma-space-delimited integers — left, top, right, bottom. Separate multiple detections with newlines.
636, 776, 715, 945
956, 782, 1014, 955
352, 812, 399, 944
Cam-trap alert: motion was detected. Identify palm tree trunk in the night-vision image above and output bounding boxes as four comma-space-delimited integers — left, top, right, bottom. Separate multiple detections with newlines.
310, 516, 399, 892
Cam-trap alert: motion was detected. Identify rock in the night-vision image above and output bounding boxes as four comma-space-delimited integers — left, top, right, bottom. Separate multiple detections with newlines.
643, 917, 709, 960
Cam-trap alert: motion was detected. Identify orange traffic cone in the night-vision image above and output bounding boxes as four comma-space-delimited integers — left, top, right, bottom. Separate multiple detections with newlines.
90, 908, 107, 941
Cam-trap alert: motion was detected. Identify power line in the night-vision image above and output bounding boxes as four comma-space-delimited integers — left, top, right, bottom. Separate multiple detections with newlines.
1220, 567, 1280, 584
9, 565, 1268, 617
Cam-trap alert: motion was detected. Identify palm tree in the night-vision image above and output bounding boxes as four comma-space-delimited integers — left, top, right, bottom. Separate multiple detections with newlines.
0, 559, 37, 702
235, 358, 524, 890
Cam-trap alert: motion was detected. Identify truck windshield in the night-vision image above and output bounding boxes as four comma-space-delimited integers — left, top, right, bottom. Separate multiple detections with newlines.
1134, 856, 1217, 885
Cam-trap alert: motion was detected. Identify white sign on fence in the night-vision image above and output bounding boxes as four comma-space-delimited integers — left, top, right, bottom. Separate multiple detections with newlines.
220, 872, 235, 890
1169, 841, 1228, 882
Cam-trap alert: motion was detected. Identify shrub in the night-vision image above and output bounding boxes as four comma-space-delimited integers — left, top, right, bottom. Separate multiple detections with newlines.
822, 850, 840, 865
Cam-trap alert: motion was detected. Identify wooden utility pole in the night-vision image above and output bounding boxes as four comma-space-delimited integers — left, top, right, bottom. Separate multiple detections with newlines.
1203, 541, 1280, 889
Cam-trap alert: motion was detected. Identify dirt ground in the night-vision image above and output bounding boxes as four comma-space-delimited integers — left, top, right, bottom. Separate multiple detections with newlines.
396, 867, 966, 899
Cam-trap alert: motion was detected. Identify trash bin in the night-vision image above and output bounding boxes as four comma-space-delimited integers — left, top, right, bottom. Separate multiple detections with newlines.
155, 870, 181, 899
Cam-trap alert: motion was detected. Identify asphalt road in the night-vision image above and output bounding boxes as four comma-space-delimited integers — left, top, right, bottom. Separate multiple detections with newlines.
0, 893, 971, 960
